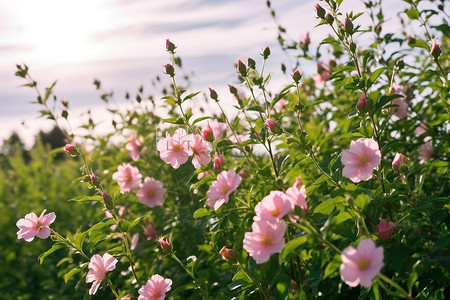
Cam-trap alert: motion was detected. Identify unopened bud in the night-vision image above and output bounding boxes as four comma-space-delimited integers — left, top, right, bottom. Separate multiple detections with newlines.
63, 144, 77, 157
376, 218, 395, 241
136, 94, 142, 103
101, 191, 114, 211
262, 46, 271, 59
237, 59, 247, 76
264, 119, 282, 134
90, 173, 98, 185
61, 108, 68, 119
356, 93, 369, 114
292, 69, 302, 83
213, 153, 225, 170
397, 58, 405, 70
375, 23, 382, 35
349, 40, 356, 53
163, 63, 175, 77
62, 100, 69, 107
325, 13, 334, 24
158, 237, 172, 253
315, 3, 326, 19
228, 84, 238, 96
281, 63, 286, 74
247, 58, 256, 69
344, 14, 354, 34
300, 32, 310, 47
201, 122, 214, 142
430, 38, 441, 59
209, 87, 218, 100
165, 39, 176, 53
392, 153, 409, 172
219, 246, 237, 260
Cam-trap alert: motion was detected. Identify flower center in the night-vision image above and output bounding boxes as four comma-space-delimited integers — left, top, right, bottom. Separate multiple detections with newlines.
147, 189, 155, 198
270, 208, 280, 216
152, 291, 161, 298
261, 236, 272, 246
358, 258, 370, 270
218, 186, 230, 195
358, 156, 368, 165
172, 143, 181, 151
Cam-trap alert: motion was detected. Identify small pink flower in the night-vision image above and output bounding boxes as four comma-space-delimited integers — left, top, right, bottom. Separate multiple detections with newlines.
419, 137, 435, 164
86, 253, 118, 295
414, 121, 428, 137
264, 119, 282, 134
142, 221, 158, 241
376, 218, 395, 241
189, 134, 212, 169
243, 219, 287, 264
255, 191, 292, 221
138, 274, 172, 300
285, 184, 308, 219
430, 38, 441, 59
389, 97, 408, 119
342, 138, 381, 183
206, 170, 241, 211
157, 128, 192, 169
16, 209, 56, 242
213, 153, 225, 170
158, 237, 171, 253
392, 153, 409, 172
131, 233, 139, 250
219, 246, 237, 260
340, 239, 384, 288
112, 163, 142, 193
137, 177, 166, 207
63, 144, 77, 156
201, 122, 214, 142
126, 136, 144, 161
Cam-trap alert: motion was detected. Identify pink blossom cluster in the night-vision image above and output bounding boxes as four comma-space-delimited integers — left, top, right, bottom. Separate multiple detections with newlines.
243, 179, 307, 264
112, 163, 166, 208
157, 128, 212, 169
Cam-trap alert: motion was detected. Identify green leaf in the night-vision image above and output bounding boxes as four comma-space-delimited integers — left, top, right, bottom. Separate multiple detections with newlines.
367, 67, 386, 89
324, 255, 341, 278
228, 279, 249, 291
192, 116, 211, 125
185, 107, 193, 121
88, 219, 116, 236
39, 243, 66, 264
431, 234, 450, 252
182, 91, 200, 102
279, 235, 307, 263
314, 197, 345, 215
43, 81, 57, 104
64, 263, 88, 283
247, 105, 265, 113
354, 194, 370, 210
162, 117, 184, 124
118, 219, 129, 232
406, 8, 419, 20
68, 195, 102, 202
129, 217, 143, 230
338, 132, 365, 141
74, 231, 86, 250
375, 94, 402, 112
193, 208, 212, 219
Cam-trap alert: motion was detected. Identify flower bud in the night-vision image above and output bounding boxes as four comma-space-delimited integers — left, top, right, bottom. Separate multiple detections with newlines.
228, 84, 238, 96
281, 63, 286, 73
430, 38, 441, 59
349, 40, 356, 53
375, 23, 382, 35
163, 63, 175, 77
63, 144, 77, 157
315, 3, 326, 19
325, 13, 334, 24
165, 39, 176, 53
101, 191, 114, 211
262, 46, 271, 59
264, 119, 282, 134
247, 57, 256, 69
219, 246, 236, 261
292, 69, 302, 83
356, 93, 369, 114
62, 100, 69, 107
237, 59, 247, 76
397, 58, 405, 70
61, 108, 68, 119
158, 236, 172, 253
344, 14, 354, 34
201, 122, 214, 142
213, 153, 225, 170
209, 87, 218, 100
90, 173, 99, 185
376, 218, 395, 241
392, 153, 409, 172
293, 177, 303, 188
300, 32, 310, 47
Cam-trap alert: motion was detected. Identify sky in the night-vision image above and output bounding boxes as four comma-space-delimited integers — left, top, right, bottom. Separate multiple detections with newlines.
0, 0, 419, 147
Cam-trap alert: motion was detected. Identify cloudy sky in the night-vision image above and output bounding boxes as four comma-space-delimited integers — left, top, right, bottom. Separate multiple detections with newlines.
0, 0, 415, 147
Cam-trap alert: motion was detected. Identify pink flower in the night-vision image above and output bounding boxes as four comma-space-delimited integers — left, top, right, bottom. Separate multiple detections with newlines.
272, 98, 289, 114
392, 153, 409, 172
63, 144, 77, 156
137, 177, 166, 207
243, 219, 287, 264
264, 119, 282, 134
113, 163, 142, 193
414, 122, 428, 137
285, 185, 308, 219
376, 218, 395, 241
206, 170, 241, 211
213, 153, 225, 170
419, 137, 435, 164
340, 239, 384, 288
158, 237, 171, 253
142, 221, 158, 241
126, 136, 144, 161
255, 191, 292, 221
157, 128, 192, 169
201, 122, 214, 142
86, 253, 118, 295
138, 274, 172, 300
210, 121, 228, 140
131, 233, 139, 250
16, 209, 56, 242
389, 97, 408, 119
189, 134, 212, 169
219, 246, 237, 260
342, 138, 381, 183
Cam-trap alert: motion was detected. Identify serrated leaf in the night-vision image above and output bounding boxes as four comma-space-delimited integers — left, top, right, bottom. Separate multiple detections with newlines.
39, 243, 66, 264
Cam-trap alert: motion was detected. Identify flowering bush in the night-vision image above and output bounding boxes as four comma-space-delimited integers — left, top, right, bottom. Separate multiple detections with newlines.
11, 0, 449, 299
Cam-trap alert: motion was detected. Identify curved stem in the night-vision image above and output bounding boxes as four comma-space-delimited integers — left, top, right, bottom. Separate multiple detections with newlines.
106, 277, 121, 299
377, 273, 411, 299
171, 253, 208, 299
236, 260, 270, 300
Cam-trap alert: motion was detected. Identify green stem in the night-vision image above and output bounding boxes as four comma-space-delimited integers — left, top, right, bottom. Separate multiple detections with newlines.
377, 273, 411, 299
237, 261, 270, 300
171, 253, 208, 299
106, 277, 121, 299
